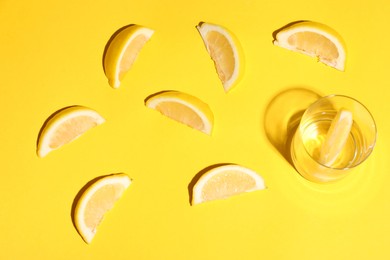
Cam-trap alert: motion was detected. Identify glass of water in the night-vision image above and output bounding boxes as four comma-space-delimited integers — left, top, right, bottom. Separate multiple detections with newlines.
290, 95, 377, 183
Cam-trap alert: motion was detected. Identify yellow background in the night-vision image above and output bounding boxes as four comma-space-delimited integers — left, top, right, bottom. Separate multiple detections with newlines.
1, 0, 390, 259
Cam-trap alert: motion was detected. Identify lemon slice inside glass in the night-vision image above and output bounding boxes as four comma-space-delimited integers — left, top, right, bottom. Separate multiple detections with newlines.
319, 109, 353, 167
103, 24, 154, 88
191, 164, 266, 205
37, 106, 105, 157
73, 173, 132, 244
196, 22, 244, 92
145, 91, 214, 135
273, 21, 346, 71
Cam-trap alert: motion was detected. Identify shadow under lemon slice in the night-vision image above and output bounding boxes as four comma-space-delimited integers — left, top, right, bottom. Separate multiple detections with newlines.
145, 90, 214, 135
36, 106, 105, 157
72, 173, 132, 244
103, 24, 154, 89
273, 21, 346, 71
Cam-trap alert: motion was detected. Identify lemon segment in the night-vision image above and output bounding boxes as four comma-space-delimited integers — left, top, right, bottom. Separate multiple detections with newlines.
73, 173, 132, 244
37, 106, 105, 157
191, 164, 266, 205
273, 21, 346, 71
103, 24, 154, 88
196, 22, 244, 92
145, 91, 214, 135
319, 109, 353, 167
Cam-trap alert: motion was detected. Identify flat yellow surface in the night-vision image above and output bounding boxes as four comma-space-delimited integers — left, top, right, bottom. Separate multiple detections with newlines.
1, 0, 389, 259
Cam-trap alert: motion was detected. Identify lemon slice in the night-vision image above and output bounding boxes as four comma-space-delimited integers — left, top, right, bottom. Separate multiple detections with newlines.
196, 22, 244, 92
37, 106, 105, 157
73, 173, 132, 244
319, 109, 353, 167
145, 91, 214, 135
103, 24, 154, 88
273, 21, 346, 71
191, 164, 266, 205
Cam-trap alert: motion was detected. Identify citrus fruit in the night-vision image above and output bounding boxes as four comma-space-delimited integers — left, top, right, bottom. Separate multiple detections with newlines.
273, 21, 346, 71
73, 173, 132, 244
145, 90, 214, 135
37, 106, 105, 157
196, 22, 244, 92
103, 24, 154, 88
191, 164, 266, 205
319, 109, 353, 167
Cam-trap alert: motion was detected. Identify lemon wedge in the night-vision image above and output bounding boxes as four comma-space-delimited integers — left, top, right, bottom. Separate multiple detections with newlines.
103, 24, 154, 88
73, 173, 132, 244
196, 22, 244, 92
273, 21, 346, 71
191, 164, 266, 205
37, 106, 105, 157
145, 91, 214, 135
319, 109, 353, 167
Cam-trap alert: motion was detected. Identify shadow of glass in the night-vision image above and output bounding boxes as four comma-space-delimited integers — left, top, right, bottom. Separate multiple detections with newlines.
264, 87, 322, 166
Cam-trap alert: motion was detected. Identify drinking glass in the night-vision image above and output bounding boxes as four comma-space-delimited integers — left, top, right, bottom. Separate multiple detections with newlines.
290, 95, 377, 183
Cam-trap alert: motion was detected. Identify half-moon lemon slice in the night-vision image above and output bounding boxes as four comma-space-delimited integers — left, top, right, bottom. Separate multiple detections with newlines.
145, 91, 214, 135
191, 164, 266, 205
103, 24, 154, 88
319, 109, 353, 167
37, 106, 105, 157
273, 21, 346, 71
73, 173, 132, 244
196, 22, 244, 92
